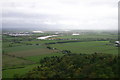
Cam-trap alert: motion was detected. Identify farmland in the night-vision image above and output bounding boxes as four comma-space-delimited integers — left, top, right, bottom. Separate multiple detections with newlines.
50, 41, 118, 55
57, 34, 118, 40
2, 30, 119, 78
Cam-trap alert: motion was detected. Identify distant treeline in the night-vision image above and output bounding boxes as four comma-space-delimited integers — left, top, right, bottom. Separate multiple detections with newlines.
45, 39, 116, 45
45, 40, 81, 44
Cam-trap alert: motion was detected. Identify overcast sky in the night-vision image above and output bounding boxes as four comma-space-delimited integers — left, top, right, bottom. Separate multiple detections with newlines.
1, 0, 119, 30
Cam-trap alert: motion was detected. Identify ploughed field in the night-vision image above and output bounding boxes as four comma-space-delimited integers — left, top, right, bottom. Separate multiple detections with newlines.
2, 32, 118, 78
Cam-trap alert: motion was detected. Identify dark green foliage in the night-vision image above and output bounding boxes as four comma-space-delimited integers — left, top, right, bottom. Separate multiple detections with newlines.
61, 50, 71, 54
46, 46, 52, 49
20, 53, 118, 78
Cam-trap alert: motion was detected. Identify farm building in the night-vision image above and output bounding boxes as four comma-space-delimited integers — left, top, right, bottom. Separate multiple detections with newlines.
8, 33, 30, 36
72, 33, 80, 36
32, 31, 44, 33
37, 35, 58, 40
37, 36, 51, 40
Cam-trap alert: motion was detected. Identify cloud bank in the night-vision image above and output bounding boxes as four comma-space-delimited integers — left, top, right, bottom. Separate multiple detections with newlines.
1, 0, 118, 30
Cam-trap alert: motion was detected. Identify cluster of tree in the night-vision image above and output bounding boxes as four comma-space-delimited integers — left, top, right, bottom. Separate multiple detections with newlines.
46, 46, 53, 49
14, 53, 119, 79
46, 46, 57, 50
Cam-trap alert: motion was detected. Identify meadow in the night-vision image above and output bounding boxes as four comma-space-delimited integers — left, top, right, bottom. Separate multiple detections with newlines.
50, 41, 118, 55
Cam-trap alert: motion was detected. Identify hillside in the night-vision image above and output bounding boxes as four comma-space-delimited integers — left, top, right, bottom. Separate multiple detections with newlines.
15, 53, 119, 78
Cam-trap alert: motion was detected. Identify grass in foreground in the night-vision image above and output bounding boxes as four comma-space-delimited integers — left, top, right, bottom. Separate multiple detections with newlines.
2, 64, 39, 78
2, 53, 64, 78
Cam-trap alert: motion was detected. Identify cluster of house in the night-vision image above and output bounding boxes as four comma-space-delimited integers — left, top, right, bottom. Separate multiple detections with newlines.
3, 32, 31, 37
9, 33, 30, 36
3, 31, 44, 37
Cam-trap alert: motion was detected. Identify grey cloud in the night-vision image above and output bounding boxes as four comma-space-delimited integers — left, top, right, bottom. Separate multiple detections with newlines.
2, 11, 61, 19
2, 0, 118, 30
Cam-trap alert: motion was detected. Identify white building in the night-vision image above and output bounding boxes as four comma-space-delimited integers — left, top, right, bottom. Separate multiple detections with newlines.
72, 33, 80, 36
115, 41, 120, 47
37, 35, 58, 40
32, 31, 44, 33
115, 41, 120, 44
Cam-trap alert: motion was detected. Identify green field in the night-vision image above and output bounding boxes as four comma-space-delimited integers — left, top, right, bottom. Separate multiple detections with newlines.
50, 41, 118, 55
57, 34, 118, 39
2, 52, 64, 78
2, 44, 59, 67
6, 47, 56, 57
3, 45, 45, 53
3, 64, 39, 78
2, 54, 34, 68
25, 53, 64, 63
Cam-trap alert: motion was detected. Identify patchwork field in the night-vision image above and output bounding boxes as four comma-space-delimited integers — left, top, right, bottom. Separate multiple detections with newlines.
2, 44, 59, 66
2, 31, 119, 78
